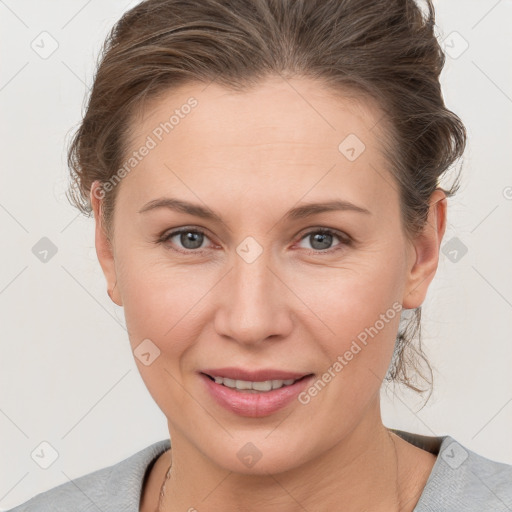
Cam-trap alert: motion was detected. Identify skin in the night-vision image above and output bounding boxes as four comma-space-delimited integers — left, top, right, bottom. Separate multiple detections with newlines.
90, 76, 446, 512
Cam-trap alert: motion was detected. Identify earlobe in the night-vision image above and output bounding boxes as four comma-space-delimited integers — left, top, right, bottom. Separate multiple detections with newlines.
402, 189, 447, 310
90, 181, 123, 307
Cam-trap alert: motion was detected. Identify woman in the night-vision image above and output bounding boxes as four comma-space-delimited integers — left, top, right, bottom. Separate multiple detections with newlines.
8, 0, 512, 511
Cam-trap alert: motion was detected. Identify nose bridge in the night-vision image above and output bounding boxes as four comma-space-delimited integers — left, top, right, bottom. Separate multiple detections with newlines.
214, 236, 291, 344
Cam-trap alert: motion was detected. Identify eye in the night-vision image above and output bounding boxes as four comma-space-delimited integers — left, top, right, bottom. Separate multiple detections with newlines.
157, 226, 351, 255
296, 228, 350, 253
158, 227, 212, 253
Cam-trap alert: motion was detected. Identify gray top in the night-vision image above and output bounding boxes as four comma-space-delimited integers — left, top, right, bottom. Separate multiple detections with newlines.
6, 429, 512, 511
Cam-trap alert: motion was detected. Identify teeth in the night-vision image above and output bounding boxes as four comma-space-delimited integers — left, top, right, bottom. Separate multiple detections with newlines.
211, 376, 297, 391
252, 380, 272, 391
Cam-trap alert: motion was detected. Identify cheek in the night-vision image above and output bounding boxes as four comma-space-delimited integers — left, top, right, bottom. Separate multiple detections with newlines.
116, 252, 215, 356
290, 255, 405, 434
289, 244, 406, 389
116, 256, 214, 414
296, 246, 405, 338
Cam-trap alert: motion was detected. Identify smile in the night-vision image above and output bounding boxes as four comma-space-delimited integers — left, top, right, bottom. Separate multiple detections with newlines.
199, 369, 315, 417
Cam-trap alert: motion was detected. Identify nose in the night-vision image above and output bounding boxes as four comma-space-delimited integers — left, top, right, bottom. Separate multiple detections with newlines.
213, 245, 293, 347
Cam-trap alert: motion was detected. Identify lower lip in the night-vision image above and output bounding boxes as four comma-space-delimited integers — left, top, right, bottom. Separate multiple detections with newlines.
200, 373, 314, 418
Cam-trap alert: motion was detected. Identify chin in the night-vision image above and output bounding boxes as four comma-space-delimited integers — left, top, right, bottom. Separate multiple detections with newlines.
205, 438, 314, 477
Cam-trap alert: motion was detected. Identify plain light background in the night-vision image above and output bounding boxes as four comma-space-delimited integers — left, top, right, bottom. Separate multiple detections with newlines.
1, 0, 511, 509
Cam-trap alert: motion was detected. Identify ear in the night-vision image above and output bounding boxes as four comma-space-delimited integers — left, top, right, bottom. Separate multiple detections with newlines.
90, 181, 123, 306
402, 188, 447, 309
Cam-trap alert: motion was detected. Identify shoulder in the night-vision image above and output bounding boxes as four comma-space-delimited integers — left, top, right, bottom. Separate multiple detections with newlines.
414, 434, 512, 511
5, 439, 170, 512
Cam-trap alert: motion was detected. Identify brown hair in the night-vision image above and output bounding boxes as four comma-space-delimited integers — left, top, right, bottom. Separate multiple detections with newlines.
66, 0, 467, 403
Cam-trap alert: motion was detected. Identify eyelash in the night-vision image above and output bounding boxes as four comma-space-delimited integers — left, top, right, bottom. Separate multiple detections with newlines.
156, 226, 352, 255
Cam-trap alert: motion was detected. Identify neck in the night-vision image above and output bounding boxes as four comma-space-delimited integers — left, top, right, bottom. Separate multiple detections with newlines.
159, 398, 421, 512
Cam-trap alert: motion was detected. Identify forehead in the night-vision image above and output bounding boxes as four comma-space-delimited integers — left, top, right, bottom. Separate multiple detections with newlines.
120, 77, 396, 217
130, 76, 384, 150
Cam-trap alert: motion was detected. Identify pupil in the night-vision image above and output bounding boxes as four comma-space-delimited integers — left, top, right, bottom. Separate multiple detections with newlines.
311, 232, 332, 250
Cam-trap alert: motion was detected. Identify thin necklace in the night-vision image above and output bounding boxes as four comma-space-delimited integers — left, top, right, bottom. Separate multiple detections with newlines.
156, 451, 172, 512
156, 435, 402, 511
389, 430, 404, 511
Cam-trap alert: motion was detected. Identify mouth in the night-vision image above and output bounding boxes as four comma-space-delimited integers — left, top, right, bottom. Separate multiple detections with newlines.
199, 367, 315, 417
201, 372, 311, 393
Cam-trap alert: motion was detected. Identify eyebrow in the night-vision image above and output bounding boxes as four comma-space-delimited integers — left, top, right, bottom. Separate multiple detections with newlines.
138, 197, 372, 222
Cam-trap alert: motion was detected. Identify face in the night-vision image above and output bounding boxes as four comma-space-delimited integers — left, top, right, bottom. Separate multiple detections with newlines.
92, 76, 445, 475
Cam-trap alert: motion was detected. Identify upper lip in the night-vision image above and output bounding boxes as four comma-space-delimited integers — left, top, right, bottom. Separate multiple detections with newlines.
201, 367, 312, 382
